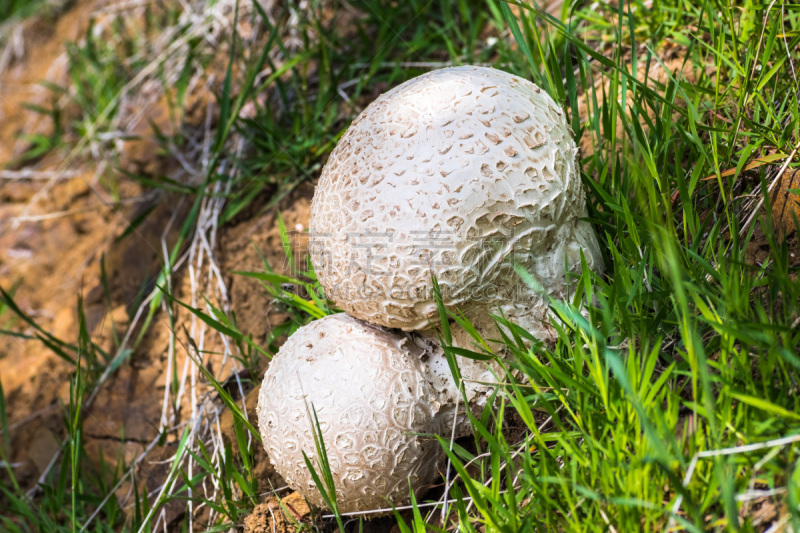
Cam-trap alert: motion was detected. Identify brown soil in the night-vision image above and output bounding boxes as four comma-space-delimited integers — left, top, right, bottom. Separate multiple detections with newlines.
0, 0, 308, 522
243, 492, 312, 533
219, 182, 314, 347
0, 0, 361, 529
0, 0, 94, 166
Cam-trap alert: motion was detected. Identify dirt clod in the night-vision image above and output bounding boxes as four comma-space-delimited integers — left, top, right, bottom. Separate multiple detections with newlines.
243, 492, 311, 533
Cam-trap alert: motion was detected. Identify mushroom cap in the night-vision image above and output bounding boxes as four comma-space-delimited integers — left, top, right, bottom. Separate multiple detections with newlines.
309, 65, 602, 332
257, 313, 463, 513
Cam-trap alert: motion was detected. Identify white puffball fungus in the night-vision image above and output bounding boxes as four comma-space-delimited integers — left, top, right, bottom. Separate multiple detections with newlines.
257, 313, 466, 513
309, 66, 603, 342
258, 66, 608, 514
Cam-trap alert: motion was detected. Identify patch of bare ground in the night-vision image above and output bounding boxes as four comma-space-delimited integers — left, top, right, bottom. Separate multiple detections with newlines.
219, 181, 315, 351
0, 0, 94, 166
243, 491, 407, 533
0, 0, 370, 527
0, 0, 230, 499
0, 168, 135, 486
244, 491, 312, 533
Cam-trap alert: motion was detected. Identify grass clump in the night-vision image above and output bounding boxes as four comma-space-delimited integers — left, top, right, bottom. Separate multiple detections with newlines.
401, 1, 800, 531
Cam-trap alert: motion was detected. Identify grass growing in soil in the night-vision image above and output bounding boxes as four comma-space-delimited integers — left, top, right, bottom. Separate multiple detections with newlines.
1, 0, 800, 531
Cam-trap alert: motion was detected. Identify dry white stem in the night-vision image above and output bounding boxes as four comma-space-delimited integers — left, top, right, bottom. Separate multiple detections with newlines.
736, 487, 788, 502
668, 434, 800, 531
321, 493, 505, 519
0, 169, 81, 180
8, 0, 305, 525
763, 514, 792, 533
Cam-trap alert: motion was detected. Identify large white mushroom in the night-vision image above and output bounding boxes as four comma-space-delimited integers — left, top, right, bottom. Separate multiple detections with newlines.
309, 65, 604, 344
256, 313, 470, 513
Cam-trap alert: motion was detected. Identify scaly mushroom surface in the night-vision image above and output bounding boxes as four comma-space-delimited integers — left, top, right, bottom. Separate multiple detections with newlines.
257, 313, 467, 513
309, 65, 603, 342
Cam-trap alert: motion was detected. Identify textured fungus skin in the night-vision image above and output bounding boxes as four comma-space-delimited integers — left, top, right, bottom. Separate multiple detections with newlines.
309, 66, 603, 335
257, 314, 464, 513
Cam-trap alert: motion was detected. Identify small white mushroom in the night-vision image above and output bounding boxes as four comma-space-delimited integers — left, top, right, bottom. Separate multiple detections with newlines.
256, 313, 470, 513
309, 66, 604, 343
